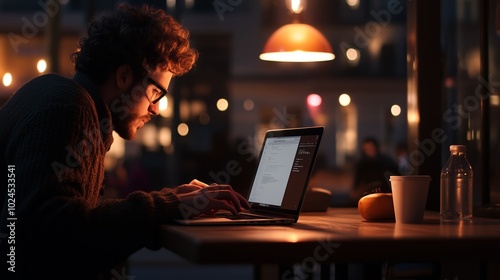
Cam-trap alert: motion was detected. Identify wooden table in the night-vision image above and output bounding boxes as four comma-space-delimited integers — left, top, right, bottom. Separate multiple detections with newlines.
160, 208, 500, 279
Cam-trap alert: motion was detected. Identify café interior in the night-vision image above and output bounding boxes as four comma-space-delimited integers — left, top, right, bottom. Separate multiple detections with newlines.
1, 0, 499, 279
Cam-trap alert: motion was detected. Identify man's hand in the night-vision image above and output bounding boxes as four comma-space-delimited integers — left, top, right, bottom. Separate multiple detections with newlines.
173, 179, 208, 195
174, 180, 251, 218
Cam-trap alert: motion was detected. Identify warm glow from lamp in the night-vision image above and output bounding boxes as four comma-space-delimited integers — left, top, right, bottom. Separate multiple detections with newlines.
285, 0, 306, 14
260, 24, 335, 62
260, 0, 334, 62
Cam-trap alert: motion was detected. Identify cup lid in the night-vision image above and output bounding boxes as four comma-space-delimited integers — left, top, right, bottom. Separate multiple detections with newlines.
389, 175, 431, 181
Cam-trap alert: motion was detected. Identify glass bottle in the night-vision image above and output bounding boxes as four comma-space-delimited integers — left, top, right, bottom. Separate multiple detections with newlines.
440, 145, 473, 220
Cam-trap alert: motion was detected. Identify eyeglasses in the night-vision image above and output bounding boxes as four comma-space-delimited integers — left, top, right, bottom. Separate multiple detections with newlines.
146, 76, 168, 104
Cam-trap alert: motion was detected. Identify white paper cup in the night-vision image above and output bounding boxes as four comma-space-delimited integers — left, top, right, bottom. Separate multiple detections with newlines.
390, 175, 431, 224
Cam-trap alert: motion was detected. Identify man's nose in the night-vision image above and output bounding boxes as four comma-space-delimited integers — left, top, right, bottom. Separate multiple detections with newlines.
149, 102, 160, 115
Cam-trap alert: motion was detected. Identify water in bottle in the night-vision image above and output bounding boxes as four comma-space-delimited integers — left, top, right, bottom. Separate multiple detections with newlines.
440, 145, 473, 220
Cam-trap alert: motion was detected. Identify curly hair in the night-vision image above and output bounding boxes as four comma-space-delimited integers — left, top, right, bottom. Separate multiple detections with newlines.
72, 3, 198, 85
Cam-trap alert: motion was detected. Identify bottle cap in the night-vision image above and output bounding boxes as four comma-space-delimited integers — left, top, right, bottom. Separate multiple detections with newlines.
450, 145, 466, 153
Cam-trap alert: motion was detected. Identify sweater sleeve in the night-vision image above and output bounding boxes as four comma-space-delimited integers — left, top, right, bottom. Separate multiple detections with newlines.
2, 85, 181, 278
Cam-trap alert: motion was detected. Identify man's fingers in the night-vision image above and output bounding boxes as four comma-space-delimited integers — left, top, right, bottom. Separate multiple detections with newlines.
174, 184, 202, 194
178, 184, 251, 218
206, 200, 238, 215
203, 190, 242, 211
204, 185, 251, 209
234, 191, 251, 209
190, 179, 209, 188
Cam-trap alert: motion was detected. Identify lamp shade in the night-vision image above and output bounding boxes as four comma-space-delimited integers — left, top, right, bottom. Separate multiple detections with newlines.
260, 23, 335, 62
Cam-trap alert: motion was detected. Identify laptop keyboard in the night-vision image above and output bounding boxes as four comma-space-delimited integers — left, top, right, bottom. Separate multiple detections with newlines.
217, 213, 265, 220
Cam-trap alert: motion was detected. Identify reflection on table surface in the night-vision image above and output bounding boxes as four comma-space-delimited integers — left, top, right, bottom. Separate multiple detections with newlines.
161, 208, 500, 264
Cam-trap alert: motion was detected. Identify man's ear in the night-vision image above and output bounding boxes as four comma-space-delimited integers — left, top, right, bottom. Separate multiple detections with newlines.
115, 64, 134, 90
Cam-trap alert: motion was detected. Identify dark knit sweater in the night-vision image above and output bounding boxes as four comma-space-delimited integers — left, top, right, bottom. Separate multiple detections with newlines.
0, 73, 182, 279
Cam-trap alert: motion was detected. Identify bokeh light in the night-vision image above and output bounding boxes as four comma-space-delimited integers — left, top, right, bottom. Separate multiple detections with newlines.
307, 93, 322, 107
217, 98, 229, 111
346, 48, 360, 61
199, 113, 210, 125
243, 99, 254, 111
391, 104, 402, 116
2, 73, 12, 87
37, 59, 47, 73
159, 127, 172, 147
346, 0, 360, 8
339, 93, 351, 106
177, 123, 189, 136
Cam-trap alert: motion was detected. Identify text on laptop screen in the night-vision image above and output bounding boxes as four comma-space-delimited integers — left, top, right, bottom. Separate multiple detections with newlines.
248, 134, 320, 211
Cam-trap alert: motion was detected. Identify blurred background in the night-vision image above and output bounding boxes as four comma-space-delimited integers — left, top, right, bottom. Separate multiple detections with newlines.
0, 0, 410, 202
1, 0, 500, 278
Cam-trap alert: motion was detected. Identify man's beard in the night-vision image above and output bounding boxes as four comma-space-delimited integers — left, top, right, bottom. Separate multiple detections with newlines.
112, 112, 137, 140
111, 90, 151, 140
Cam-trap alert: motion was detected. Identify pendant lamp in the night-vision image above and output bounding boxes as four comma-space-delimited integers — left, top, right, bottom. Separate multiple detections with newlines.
260, 0, 335, 62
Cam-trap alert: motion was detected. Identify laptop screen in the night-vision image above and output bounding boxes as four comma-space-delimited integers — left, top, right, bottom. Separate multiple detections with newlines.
248, 127, 323, 212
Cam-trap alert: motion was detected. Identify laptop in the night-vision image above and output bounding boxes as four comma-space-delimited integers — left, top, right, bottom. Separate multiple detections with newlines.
174, 126, 324, 225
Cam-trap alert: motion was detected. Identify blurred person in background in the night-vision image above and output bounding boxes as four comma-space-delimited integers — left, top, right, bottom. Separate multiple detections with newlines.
350, 137, 400, 201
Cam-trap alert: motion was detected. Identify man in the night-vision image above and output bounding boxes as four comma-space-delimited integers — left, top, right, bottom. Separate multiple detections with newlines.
0, 4, 249, 279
